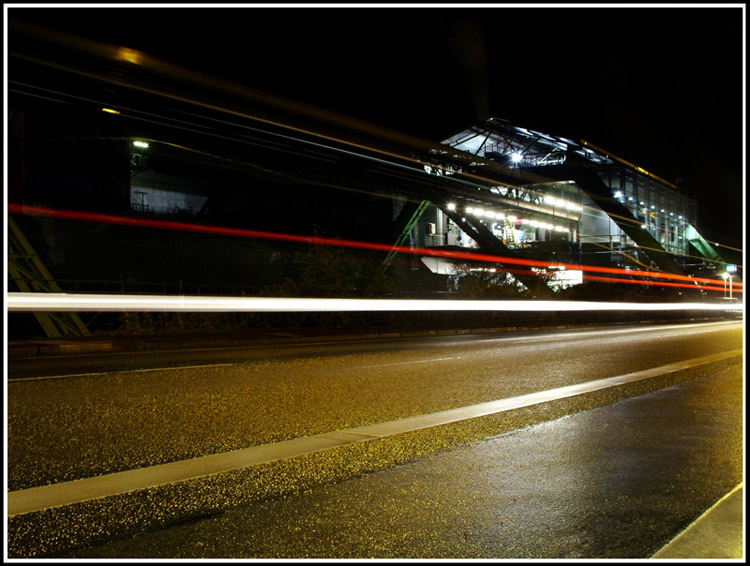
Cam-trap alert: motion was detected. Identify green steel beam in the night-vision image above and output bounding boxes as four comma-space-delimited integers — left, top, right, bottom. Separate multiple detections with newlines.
380, 199, 431, 271
685, 224, 724, 263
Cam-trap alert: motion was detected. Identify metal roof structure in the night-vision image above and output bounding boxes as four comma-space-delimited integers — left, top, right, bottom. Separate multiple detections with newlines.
441, 117, 680, 190
441, 117, 609, 168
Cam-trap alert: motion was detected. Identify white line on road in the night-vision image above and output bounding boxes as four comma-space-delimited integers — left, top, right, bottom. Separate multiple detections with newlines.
9, 321, 739, 382
466, 320, 740, 346
7, 348, 742, 517
7, 363, 238, 383
356, 357, 458, 369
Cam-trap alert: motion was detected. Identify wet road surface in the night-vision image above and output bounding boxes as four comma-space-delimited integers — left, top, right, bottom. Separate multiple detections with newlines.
6, 320, 743, 557
61, 355, 743, 559
8, 321, 741, 491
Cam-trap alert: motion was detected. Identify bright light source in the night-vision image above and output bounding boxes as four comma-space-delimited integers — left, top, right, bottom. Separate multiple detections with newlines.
446, 203, 456, 211
474, 208, 485, 217
133, 141, 149, 148
101, 108, 120, 115
508, 216, 518, 222
511, 153, 523, 163
6, 293, 743, 313
614, 191, 623, 199
543, 196, 582, 212
116, 47, 143, 65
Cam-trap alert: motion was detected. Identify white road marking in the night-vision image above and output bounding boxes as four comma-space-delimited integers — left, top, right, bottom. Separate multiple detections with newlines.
355, 357, 457, 369
7, 348, 742, 517
8, 321, 740, 381
7, 363, 237, 383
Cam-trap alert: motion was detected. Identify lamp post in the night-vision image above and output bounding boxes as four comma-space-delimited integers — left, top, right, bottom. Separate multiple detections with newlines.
725, 265, 737, 300
722, 272, 729, 298
728, 273, 733, 299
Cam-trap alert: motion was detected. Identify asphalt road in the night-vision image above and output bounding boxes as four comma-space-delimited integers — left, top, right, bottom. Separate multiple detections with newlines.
6, 320, 744, 558
7, 321, 742, 491
60, 358, 743, 559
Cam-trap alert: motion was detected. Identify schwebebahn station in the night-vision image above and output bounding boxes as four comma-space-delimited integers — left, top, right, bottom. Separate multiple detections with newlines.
7, 19, 743, 338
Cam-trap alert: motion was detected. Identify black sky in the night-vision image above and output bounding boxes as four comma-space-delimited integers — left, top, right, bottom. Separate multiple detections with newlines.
9, 4, 745, 247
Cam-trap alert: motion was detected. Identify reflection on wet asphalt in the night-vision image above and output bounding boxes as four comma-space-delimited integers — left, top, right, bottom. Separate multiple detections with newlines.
63, 357, 742, 559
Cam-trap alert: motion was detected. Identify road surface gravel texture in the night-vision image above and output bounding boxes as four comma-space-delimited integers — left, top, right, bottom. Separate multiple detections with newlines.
6, 321, 744, 557
62, 356, 742, 559
7, 323, 741, 491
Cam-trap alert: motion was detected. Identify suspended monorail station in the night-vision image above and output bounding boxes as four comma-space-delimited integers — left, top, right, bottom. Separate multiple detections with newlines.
400, 117, 739, 291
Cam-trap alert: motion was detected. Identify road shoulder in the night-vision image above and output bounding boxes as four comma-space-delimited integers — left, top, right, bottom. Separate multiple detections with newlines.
651, 484, 744, 559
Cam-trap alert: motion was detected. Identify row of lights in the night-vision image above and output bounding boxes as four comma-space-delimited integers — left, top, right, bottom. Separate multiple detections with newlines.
464, 206, 515, 221
446, 204, 571, 234
614, 192, 684, 220
524, 219, 571, 233
543, 195, 583, 212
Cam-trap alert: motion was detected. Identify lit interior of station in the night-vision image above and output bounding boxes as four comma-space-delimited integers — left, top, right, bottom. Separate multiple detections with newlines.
405, 118, 734, 289
120, 117, 739, 292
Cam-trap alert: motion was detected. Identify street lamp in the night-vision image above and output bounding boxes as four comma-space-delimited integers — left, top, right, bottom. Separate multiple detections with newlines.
728, 273, 733, 299
721, 272, 733, 299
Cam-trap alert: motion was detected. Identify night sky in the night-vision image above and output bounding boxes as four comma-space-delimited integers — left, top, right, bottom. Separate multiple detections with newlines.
8, 4, 745, 248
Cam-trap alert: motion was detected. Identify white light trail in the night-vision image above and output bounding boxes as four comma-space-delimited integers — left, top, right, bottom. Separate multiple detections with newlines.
6, 293, 743, 313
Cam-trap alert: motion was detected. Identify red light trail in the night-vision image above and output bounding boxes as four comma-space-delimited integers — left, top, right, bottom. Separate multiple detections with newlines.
7, 203, 741, 295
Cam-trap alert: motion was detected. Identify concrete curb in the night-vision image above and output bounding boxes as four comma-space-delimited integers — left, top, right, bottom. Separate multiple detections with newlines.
651, 484, 744, 559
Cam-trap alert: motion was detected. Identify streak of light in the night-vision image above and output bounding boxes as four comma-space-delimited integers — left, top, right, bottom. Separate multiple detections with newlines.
10, 80, 727, 266
588, 239, 743, 271
6, 27, 624, 232
582, 275, 730, 293
8, 82, 341, 167
704, 239, 744, 253
10, 21, 744, 260
6, 293, 743, 313
8, 204, 741, 293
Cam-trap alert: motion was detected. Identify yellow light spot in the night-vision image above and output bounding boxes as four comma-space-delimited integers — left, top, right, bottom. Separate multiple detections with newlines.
101, 108, 120, 115
116, 47, 143, 65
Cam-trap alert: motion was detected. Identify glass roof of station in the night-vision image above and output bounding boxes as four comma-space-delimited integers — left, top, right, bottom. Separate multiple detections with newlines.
440, 117, 611, 168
